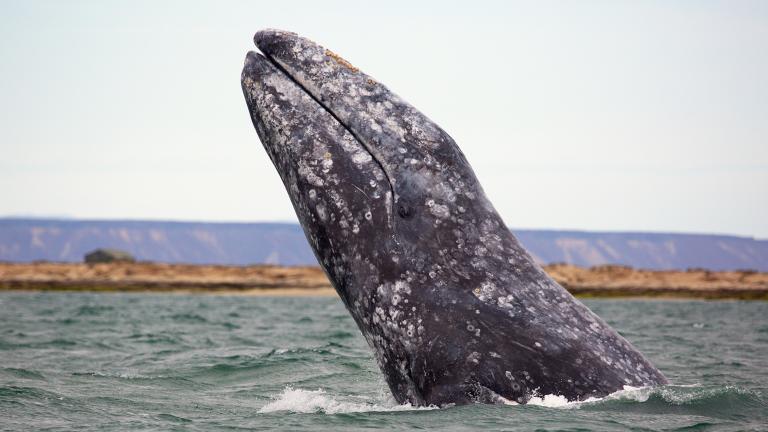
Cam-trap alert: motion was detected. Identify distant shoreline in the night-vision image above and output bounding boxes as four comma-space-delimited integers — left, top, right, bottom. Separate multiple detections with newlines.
1, 262, 766, 300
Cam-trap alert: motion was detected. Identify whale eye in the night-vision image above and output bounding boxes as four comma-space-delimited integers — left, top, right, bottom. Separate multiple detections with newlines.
397, 204, 414, 219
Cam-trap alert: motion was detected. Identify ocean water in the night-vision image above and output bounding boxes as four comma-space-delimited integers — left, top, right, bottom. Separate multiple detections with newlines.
1, 292, 766, 431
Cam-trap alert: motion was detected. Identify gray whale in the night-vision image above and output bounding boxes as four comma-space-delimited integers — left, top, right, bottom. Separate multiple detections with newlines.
241, 29, 667, 406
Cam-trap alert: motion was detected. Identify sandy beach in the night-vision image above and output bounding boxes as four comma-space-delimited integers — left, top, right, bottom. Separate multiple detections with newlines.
1, 261, 766, 299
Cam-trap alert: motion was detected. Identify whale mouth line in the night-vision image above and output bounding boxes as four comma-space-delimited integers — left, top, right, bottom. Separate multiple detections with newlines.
253, 49, 397, 216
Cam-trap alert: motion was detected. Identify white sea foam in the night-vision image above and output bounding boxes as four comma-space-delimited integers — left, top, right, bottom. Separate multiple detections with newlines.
86, 371, 165, 379
258, 386, 437, 414
259, 385, 664, 414
501, 386, 652, 408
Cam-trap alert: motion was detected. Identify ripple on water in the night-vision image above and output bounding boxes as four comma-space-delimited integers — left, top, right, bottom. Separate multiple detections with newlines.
0, 385, 64, 402
127, 332, 182, 345
1, 368, 46, 381
155, 413, 192, 423
75, 304, 115, 316
71, 371, 206, 389
579, 385, 768, 421
168, 313, 208, 323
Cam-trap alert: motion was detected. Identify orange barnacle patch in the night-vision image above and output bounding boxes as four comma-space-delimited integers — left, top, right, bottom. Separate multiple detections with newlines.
325, 49, 359, 73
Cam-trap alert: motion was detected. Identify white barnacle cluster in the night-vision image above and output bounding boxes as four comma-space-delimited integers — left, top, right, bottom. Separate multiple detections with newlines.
351, 150, 372, 165
321, 154, 333, 172
381, 113, 407, 143
370, 279, 424, 353
376, 280, 412, 308
466, 351, 481, 365
465, 321, 481, 338
496, 294, 515, 309
432, 181, 457, 204
297, 161, 325, 187
426, 199, 450, 220
472, 281, 498, 302
478, 219, 505, 256
401, 109, 442, 151
471, 280, 522, 318
394, 280, 412, 296
368, 118, 383, 133
314, 201, 327, 222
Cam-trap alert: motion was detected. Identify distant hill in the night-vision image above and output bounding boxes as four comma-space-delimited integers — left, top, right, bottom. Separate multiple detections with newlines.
1, 218, 766, 271
0, 219, 315, 266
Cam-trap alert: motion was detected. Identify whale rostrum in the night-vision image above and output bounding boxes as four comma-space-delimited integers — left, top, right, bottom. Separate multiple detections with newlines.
241, 29, 668, 406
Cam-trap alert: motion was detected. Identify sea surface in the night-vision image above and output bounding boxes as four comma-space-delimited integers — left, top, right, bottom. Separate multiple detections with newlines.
1, 292, 766, 431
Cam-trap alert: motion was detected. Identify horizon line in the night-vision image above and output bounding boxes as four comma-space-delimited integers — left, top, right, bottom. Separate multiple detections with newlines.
0, 215, 764, 241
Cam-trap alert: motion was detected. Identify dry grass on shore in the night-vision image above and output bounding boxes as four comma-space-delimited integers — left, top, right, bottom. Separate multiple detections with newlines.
0, 261, 766, 300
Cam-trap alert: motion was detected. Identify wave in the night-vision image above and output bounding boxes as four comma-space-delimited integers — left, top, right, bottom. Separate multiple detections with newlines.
579, 384, 767, 420
258, 384, 766, 419
258, 386, 437, 414
75, 304, 115, 316
74, 371, 166, 380
512, 384, 767, 421
72, 371, 203, 388
2, 367, 46, 381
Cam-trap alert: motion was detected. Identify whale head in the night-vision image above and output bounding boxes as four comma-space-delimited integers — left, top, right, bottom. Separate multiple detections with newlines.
242, 30, 500, 303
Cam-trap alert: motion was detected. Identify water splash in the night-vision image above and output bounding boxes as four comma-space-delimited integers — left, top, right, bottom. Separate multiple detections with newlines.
512, 384, 767, 421
258, 386, 437, 414
495, 385, 646, 408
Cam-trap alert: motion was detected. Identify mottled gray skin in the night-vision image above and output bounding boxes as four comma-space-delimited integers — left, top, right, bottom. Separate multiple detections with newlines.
241, 29, 667, 407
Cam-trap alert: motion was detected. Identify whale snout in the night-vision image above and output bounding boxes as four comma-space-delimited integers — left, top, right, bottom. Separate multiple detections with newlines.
241, 47, 390, 198
240, 37, 395, 288
241, 51, 273, 89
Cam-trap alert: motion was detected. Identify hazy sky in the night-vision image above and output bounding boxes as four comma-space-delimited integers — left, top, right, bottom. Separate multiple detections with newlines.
1, 1, 766, 237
